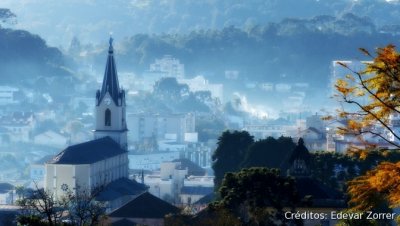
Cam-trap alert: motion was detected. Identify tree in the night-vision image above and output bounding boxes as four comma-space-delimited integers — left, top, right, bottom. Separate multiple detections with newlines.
241, 136, 296, 170
16, 184, 106, 226
333, 45, 400, 149
17, 185, 68, 226
153, 77, 189, 101
211, 167, 301, 226
0, 8, 16, 27
63, 185, 106, 226
212, 130, 254, 190
347, 162, 400, 211
333, 45, 400, 213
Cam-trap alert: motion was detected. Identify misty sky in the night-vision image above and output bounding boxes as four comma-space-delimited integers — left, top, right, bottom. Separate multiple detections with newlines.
2, 0, 400, 48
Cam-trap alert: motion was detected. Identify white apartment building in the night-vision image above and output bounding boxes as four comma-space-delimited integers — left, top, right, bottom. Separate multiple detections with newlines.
128, 113, 197, 144
178, 75, 223, 102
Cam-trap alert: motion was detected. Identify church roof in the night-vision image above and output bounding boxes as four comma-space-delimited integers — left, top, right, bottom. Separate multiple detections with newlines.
109, 192, 180, 219
48, 136, 126, 165
98, 37, 121, 105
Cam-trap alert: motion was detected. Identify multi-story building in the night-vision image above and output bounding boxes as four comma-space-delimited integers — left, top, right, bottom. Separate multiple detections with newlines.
0, 86, 19, 106
149, 55, 185, 79
128, 113, 197, 144
139, 55, 185, 91
144, 161, 213, 204
178, 75, 223, 102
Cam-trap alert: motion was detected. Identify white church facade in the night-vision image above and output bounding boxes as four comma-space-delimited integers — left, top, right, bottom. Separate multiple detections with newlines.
44, 38, 145, 202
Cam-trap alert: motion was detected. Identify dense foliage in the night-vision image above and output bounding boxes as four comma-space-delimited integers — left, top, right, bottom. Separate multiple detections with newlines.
212, 130, 254, 189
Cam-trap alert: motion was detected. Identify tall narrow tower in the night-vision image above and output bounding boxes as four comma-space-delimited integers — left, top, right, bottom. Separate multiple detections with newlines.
94, 37, 128, 150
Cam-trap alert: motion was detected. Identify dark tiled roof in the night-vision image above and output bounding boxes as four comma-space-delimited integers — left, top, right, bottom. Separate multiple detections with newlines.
194, 192, 215, 205
181, 186, 213, 196
109, 192, 180, 219
112, 218, 137, 226
172, 158, 206, 176
49, 137, 126, 164
96, 178, 148, 202
98, 37, 123, 106
307, 127, 324, 135
0, 183, 14, 193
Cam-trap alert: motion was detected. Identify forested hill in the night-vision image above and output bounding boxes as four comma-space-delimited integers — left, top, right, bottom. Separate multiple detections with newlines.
89, 13, 400, 91
0, 28, 71, 84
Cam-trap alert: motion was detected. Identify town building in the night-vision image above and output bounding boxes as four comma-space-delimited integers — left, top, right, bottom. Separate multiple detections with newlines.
140, 55, 185, 91
107, 192, 180, 226
178, 75, 223, 102
33, 130, 68, 148
44, 38, 146, 208
144, 160, 213, 205
149, 55, 185, 79
30, 155, 54, 182
128, 113, 197, 145
0, 111, 35, 143
0, 86, 19, 106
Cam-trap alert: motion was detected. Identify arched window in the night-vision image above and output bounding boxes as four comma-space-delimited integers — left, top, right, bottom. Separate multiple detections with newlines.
105, 109, 111, 126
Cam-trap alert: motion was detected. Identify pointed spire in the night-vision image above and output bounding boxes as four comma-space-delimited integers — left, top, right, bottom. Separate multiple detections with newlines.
98, 36, 121, 105
108, 35, 114, 54
141, 169, 144, 184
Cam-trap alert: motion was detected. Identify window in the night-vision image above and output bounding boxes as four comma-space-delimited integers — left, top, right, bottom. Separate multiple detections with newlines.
105, 109, 111, 126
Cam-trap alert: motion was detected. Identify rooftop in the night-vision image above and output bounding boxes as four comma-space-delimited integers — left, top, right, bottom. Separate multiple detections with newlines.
96, 177, 148, 202
109, 192, 180, 219
48, 137, 126, 165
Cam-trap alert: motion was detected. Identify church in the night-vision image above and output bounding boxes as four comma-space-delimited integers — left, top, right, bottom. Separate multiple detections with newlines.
44, 38, 146, 208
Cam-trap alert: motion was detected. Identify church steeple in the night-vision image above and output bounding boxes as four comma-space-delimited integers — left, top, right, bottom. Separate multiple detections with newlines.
94, 37, 127, 151
287, 138, 311, 177
97, 36, 122, 106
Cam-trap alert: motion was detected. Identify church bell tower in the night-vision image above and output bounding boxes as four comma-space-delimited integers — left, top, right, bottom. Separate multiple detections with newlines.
94, 37, 128, 150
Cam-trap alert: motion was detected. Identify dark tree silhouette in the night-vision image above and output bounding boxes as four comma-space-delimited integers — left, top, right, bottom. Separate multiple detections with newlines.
212, 130, 254, 190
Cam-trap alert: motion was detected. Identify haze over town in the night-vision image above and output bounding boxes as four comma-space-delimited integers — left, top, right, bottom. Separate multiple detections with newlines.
0, 0, 399, 225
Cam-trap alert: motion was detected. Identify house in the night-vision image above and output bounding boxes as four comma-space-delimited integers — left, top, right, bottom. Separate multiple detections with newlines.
107, 192, 180, 226
33, 130, 68, 148
30, 155, 54, 181
95, 177, 148, 212
178, 75, 223, 102
0, 86, 19, 105
182, 143, 214, 168
128, 152, 180, 171
0, 183, 14, 205
0, 111, 35, 143
144, 160, 213, 204
297, 127, 326, 151
286, 138, 346, 226
179, 186, 213, 205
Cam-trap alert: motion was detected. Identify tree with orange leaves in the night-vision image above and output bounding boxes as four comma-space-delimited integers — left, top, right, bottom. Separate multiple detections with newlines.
334, 45, 400, 150
334, 45, 400, 214
347, 161, 400, 211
